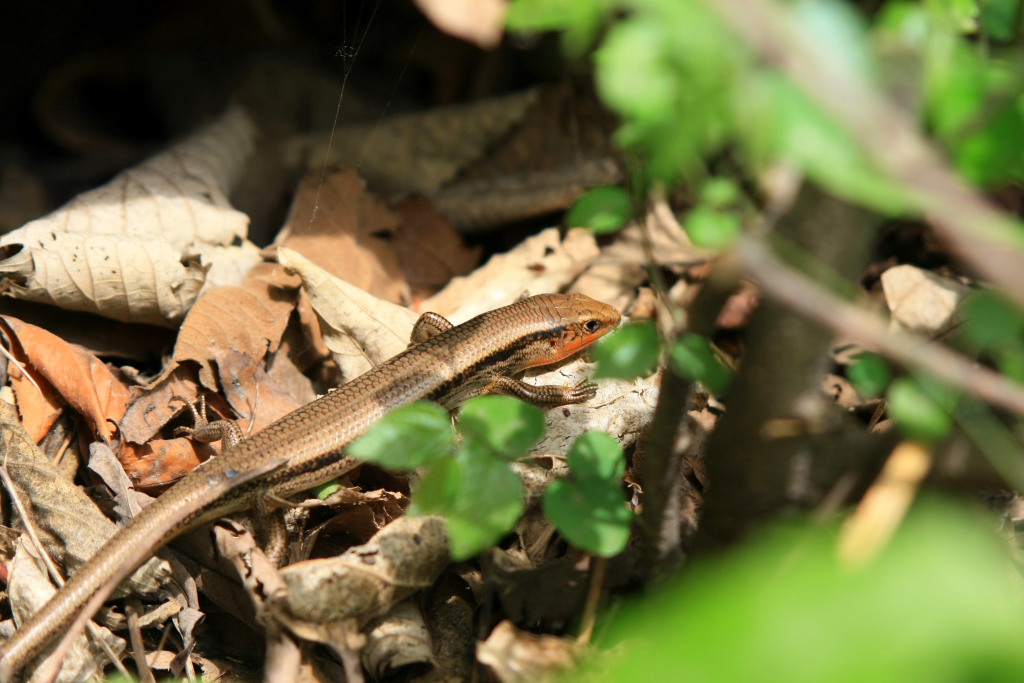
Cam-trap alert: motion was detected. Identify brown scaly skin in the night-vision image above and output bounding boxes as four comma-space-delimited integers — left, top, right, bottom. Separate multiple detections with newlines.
0, 293, 620, 681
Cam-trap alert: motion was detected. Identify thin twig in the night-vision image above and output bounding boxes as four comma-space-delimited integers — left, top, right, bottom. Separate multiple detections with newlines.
736, 237, 1024, 415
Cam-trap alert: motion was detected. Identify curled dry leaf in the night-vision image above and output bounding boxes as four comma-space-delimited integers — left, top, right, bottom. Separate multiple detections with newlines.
0, 107, 257, 325
271, 516, 449, 626
278, 247, 417, 381
392, 194, 481, 299
422, 227, 601, 319
362, 600, 436, 679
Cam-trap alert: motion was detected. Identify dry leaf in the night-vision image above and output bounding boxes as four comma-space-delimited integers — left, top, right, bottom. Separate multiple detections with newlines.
278, 248, 417, 381
422, 227, 600, 319
277, 167, 410, 303
477, 620, 577, 683
362, 600, 436, 679
295, 89, 538, 195
0, 316, 131, 442
414, 0, 507, 49
172, 268, 299, 391
0, 107, 257, 325
0, 401, 170, 597
393, 194, 481, 298
881, 264, 971, 335
272, 516, 449, 626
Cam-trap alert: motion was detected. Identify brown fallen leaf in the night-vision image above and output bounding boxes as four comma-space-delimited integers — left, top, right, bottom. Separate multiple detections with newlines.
0, 316, 131, 442
477, 620, 577, 683
392, 194, 481, 300
277, 167, 410, 304
362, 600, 436, 679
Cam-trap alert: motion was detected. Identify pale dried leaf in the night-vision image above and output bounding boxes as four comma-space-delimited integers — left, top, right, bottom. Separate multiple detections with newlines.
294, 89, 538, 195
0, 236, 206, 326
534, 371, 659, 456
414, 0, 507, 49
194, 240, 265, 292
2, 107, 254, 252
422, 227, 600, 319
477, 620, 577, 683
278, 247, 416, 380
362, 600, 436, 679
0, 107, 257, 324
881, 265, 971, 335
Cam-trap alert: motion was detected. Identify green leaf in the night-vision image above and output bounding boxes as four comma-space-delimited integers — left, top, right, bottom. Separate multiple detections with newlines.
669, 334, 733, 395
593, 321, 660, 379
566, 431, 625, 481
313, 480, 341, 500
348, 401, 454, 469
566, 186, 632, 234
683, 206, 741, 250
411, 449, 524, 560
961, 289, 1024, 349
886, 377, 954, 443
847, 352, 891, 399
544, 432, 630, 557
979, 0, 1020, 40
700, 177, 742, 208
457, 395, 546, 461
590, 498, 1024, 681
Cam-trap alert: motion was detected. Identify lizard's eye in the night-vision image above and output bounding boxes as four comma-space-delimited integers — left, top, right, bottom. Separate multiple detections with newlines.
584, 319, 601, 333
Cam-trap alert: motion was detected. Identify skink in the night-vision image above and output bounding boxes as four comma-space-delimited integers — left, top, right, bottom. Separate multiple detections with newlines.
0, 292, 621, 680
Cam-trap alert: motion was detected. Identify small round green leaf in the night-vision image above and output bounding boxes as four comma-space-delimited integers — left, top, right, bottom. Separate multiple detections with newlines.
700, 177, 741, 209
669, 334, 733, 394
457, 395, 546, 460
566, 186, 632, 234
886, 377, 954, 443
594, 321, 660, 379
566, 431, 625, 481
684, 206, 741, 250
544, 477, 632, 557
412, 449, 524, 560
847, 352, 891, 399
348, 401, 454, 469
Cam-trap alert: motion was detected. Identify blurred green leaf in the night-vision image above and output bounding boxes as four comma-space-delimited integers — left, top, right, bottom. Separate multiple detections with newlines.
886, 377, 954, 442
566, 430, 625, 481
700, 177, 742, 208
847, 352, 891, 399
458, 395, 545, 461
594, 321, 660, 379
927, 0, 980, 31
684, 206, 741, 250
586, 498, 1024, 682
566, 186, 632, 234
410, 448, 524, 560
961, 289, 1024, 349
979, 0, 1020, 40
670, 334, 733, 395
348, 401, 454, 469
